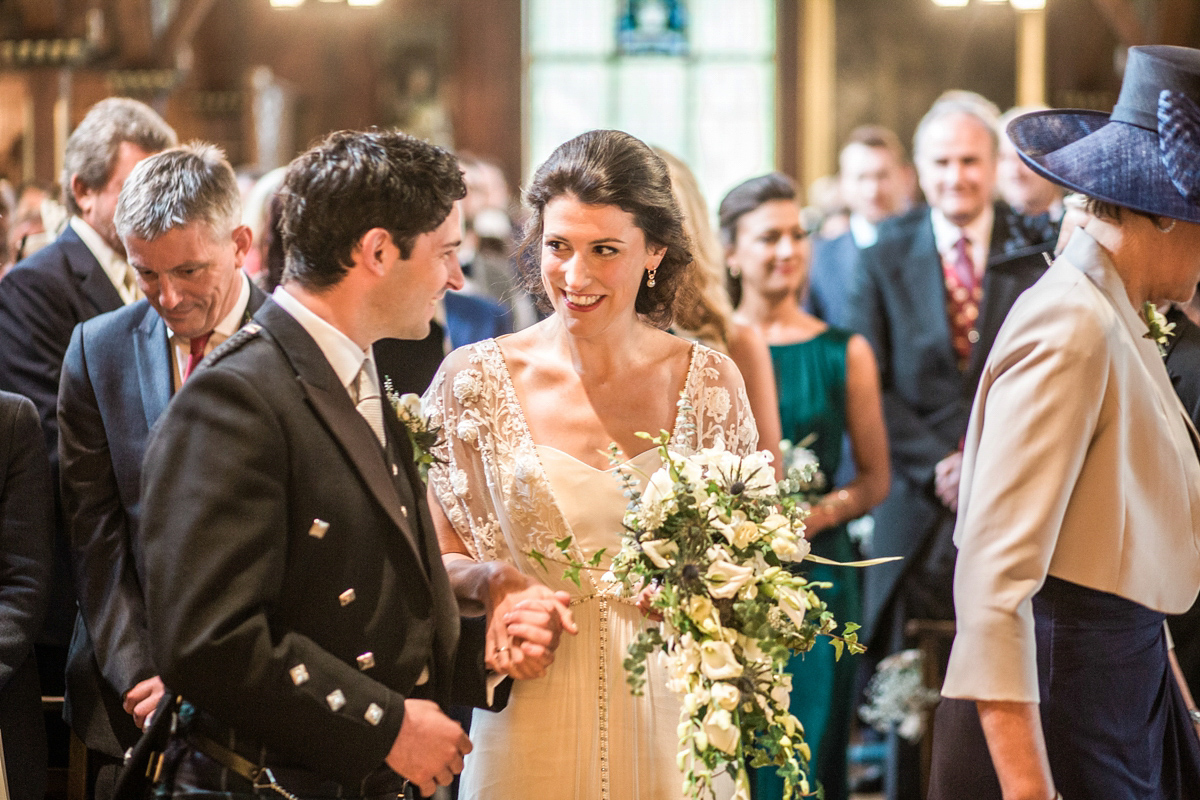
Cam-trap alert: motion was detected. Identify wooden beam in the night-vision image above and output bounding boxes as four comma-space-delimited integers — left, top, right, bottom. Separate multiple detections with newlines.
1087, 0, 1147, 47
14, 0, 64, 36
801, 0, 836, 192
111, 0, 154, 66
1015, 9, 1046, 107
155, 0, 220, 68
1154, 0, 1199, 47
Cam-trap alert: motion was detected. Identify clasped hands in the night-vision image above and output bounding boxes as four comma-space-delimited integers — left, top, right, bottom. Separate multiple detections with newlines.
485, 573, 578, 680
389, 570, 577, 796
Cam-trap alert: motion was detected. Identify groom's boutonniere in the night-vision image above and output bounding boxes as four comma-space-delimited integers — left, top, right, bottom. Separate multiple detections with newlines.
384, 379, 445, 484
1142, 301, 1176, 357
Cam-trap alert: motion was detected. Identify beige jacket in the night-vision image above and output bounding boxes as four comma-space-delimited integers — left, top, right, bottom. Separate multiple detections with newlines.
942, 228, 1200, 703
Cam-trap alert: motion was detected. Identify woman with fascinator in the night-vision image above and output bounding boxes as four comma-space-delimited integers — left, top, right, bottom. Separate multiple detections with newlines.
928, 46, 1200, 800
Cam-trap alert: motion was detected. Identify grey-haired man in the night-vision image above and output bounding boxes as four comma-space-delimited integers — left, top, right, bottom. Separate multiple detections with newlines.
57, 143, 266, 798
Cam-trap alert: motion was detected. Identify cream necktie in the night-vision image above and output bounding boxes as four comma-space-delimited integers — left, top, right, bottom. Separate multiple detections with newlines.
121, 262, 143, 304
353, 357, 387, 448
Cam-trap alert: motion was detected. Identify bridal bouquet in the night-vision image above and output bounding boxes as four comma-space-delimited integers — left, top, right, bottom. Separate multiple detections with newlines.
606, 431, 867, 800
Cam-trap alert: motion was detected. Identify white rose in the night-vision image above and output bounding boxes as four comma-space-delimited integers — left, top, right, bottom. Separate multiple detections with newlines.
710, 681, 740, 712
699, 639, 743, 680
399, 392, 424, 422
702, 707, 740, 754
775, 585, 809, 628
452, 370, 483, 406
771, 530, 811, 562
705, 558, 756, 600
641, 467, 677, 510
641, 539, 678, 570
450, 469, 470, 498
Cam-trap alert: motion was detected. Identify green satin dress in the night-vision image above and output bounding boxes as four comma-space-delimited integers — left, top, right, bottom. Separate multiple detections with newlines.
753, 327, 861, 800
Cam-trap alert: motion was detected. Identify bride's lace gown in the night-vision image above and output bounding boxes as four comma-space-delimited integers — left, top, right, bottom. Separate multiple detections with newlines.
426, 339, 757, 800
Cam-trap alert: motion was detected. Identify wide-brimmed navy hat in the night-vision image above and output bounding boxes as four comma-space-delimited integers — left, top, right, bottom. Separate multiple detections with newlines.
1008, 45, 1200, 224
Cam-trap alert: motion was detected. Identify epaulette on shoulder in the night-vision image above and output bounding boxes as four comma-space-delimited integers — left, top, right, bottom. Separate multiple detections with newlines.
202, 322, 263, 368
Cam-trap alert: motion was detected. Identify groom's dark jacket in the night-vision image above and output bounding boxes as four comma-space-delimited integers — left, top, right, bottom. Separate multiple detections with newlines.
139, 298, 496, 783
58, 282, 266, 758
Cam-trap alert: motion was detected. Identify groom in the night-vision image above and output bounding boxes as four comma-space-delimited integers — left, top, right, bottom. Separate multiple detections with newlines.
137, 131, 566, 797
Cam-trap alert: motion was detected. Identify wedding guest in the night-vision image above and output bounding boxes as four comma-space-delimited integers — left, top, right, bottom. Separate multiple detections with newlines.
808, 126, 910, 329
0, 96, 176, 785
997, 107, 1066, 221
0, 390, 54, 800
57, 144, 267, 799
137, 130, 566, 797
426, 129, 757, 800
721, 172, 890, 800
847, 90, 1057, 800
656, 147, 784, 475
929, 45, 1200, 800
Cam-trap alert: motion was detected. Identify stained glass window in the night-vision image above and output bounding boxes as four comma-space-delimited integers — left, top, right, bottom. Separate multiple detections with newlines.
525, 0, 776, 210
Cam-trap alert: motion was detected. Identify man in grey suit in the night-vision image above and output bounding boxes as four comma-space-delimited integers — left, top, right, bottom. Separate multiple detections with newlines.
57, 144, 266, 798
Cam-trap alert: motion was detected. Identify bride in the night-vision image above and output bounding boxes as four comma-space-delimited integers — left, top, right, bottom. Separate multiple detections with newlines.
425, 130, 757, 799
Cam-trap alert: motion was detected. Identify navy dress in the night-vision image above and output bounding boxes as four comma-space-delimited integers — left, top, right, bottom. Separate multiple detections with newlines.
929, 576, 1200, 799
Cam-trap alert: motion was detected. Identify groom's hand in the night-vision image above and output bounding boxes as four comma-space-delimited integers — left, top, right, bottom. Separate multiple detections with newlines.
386, 699, 472, 797
487, 585, 576, 680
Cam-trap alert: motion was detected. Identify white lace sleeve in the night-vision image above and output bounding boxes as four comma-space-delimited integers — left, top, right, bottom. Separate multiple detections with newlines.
424, 343, 505, 562
672, 344, 760, 457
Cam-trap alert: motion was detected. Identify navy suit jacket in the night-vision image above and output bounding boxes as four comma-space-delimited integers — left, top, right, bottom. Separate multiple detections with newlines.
807, 230, 861, 330
57, 284, 266, 757
849, 204, 1052, 643
0, 225, 125, 650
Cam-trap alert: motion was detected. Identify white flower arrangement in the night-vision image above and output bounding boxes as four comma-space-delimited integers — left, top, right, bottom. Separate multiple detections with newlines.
858, 649, 942, 743
605, 430, 884, 800
384, 381, 444, 483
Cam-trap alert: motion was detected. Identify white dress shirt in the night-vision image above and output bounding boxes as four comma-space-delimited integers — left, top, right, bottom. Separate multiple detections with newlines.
270, 285, 375, 402
930, 204, 993, 283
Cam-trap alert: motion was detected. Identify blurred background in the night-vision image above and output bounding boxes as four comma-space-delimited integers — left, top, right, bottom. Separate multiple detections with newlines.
1, 0, 1197, 211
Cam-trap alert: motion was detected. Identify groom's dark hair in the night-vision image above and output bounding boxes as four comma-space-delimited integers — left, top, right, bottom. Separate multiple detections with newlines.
280, 129, 466, 290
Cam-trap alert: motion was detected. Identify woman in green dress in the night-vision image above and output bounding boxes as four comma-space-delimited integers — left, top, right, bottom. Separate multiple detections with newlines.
719, 173, 891, 800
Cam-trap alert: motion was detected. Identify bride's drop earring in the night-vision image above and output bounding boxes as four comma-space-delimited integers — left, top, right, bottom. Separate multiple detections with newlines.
646, 268, 657, 288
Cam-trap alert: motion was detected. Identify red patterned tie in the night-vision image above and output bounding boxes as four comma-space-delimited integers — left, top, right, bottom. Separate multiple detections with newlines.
953, 235, 976, 292
184, 332, 212, 380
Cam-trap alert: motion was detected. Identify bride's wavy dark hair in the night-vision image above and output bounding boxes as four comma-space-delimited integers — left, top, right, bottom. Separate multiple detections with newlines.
518, 130, 694, 329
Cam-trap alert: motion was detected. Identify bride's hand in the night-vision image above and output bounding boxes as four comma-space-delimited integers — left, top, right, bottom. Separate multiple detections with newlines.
485, 565, 577, 680
635, 585, 663, 622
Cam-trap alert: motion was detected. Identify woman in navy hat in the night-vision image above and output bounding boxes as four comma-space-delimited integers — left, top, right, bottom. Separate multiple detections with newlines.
929, 46, 1200, 800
